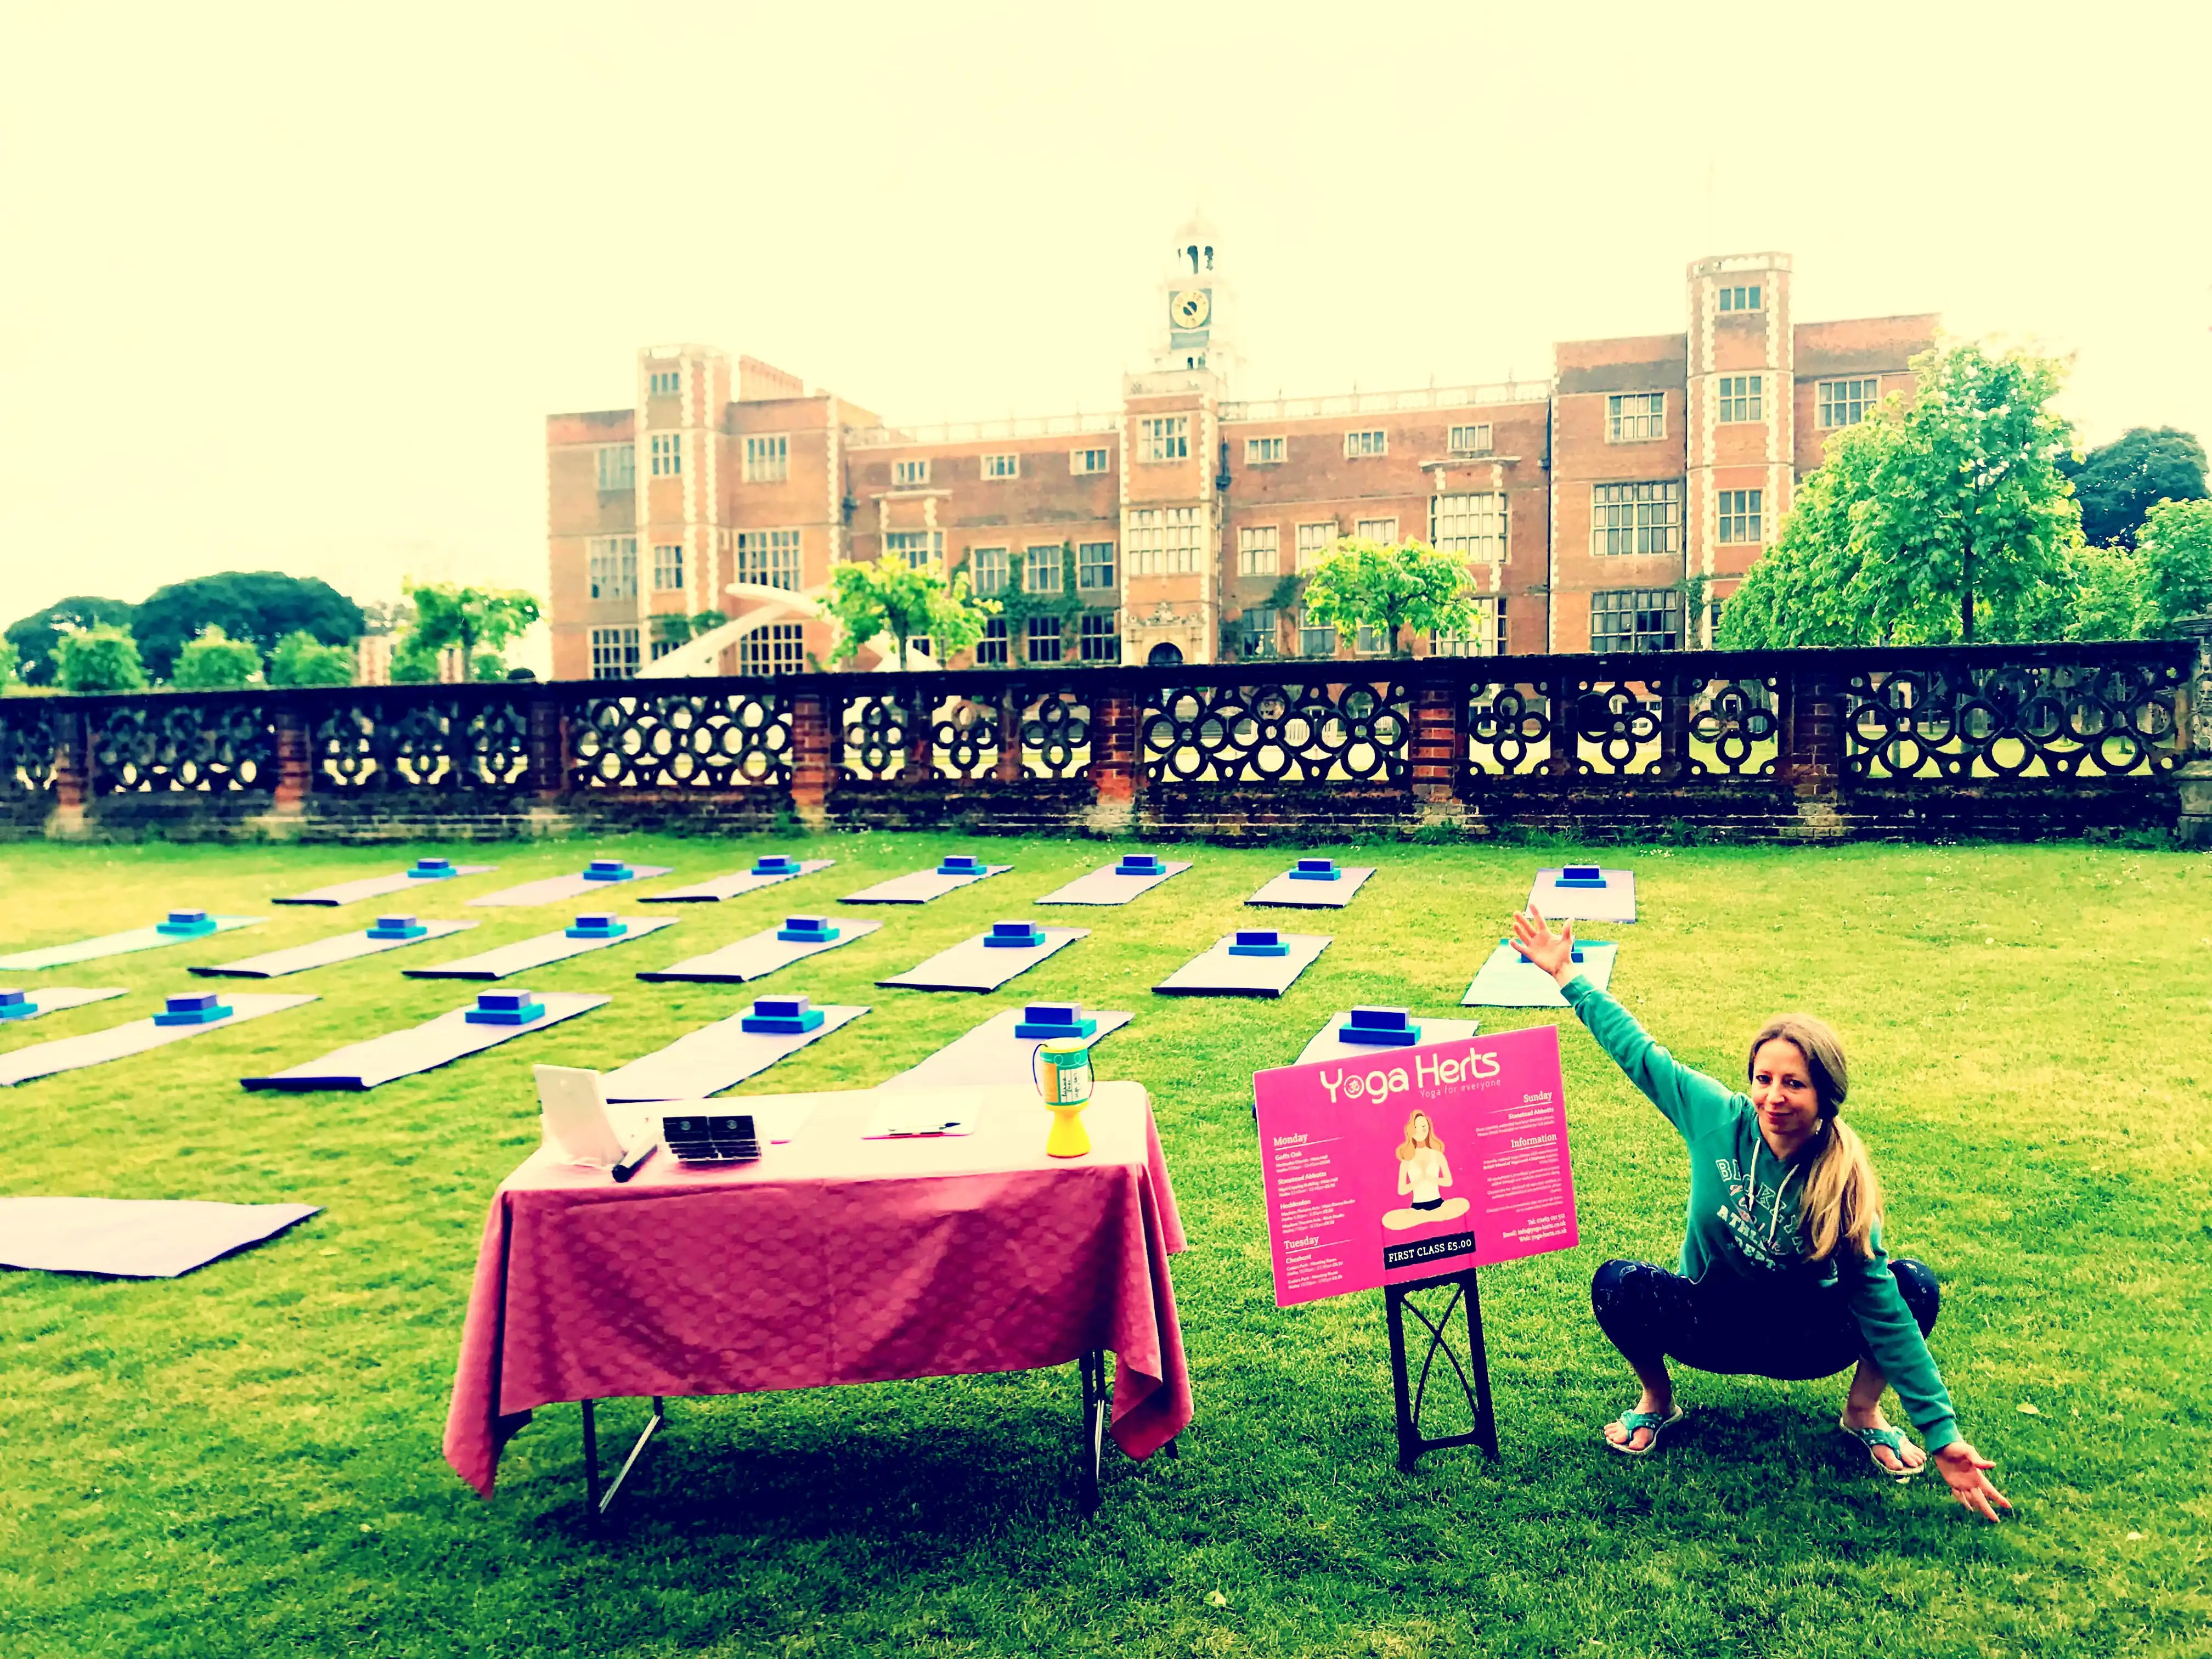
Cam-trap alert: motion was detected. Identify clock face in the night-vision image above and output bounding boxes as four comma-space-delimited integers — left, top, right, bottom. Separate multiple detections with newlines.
1170, 288, 1212, 330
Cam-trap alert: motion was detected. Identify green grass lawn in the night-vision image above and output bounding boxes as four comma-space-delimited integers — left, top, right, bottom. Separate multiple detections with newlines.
0, 832, 2206, 1659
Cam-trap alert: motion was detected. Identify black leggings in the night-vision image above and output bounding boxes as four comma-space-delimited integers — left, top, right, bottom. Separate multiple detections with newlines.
1590, 1257, 1939, 1382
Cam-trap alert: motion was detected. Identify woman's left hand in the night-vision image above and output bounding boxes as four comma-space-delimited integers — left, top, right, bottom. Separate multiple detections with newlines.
1933, 1440, 2012, 1522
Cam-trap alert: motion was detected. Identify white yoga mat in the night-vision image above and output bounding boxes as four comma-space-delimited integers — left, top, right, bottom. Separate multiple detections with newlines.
839, 865, 1011, 905
0, 994, 318, 1088
876, 927, 1087, 992
0, 1197, 322, 1278
1462, 942, 1617, 1008
240, 991, 609, 1091
1525, 868, 1637, 923
599, 1004, 869, 1101
273, 867, 495, 906
639, 860, 834, 903
0, 917, 264, 972
467, 867, 675, 907
0, 988, 128, 1023
1246, 866, 1376, 909
190, 920, 478, 979
637, 919, 882, 984
1154, 933, 1331, 998
403, 916, 676, 980
1032, 861, 1193, 906
1294, 1011, 1485, 1066
879, 1006, 1135, 1091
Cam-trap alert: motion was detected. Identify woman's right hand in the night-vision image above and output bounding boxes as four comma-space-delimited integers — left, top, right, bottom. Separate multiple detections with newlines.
1510, 906, 1579, 985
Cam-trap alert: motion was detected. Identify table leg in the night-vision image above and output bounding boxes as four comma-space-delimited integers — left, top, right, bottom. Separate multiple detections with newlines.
1077, 1348, 1107, 1516
580, 1396, 668, 1528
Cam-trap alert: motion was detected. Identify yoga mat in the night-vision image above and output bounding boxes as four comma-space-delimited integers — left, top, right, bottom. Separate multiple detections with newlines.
1033, 860, 1193, 906
639, 860, 834, 903
1462, 942, 1617, 1008
636, 919, 883, 984
190, 920, 478, 979
876, 928, 1087, 992
0, 994, 318, 1088
240, 991, 608, 1091
839, 865, 1011, 905
0, 917, 264, 972
0, 988, 128, 1022
879, 1006, 1135, 1091
1294, 1011, 1484, 1066
599, 1004, 869, 1101
1246, 866, 1376, 909
467, 867, 674, 907
273, 867, 495, 906
1154, 933, 1330, 998
1525, 867, 1637, 923
403, 916, 676, 980
0, 1197, 322, 1278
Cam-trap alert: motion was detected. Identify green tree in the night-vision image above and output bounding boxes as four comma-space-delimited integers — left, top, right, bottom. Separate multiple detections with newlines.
1299, 538, 1475, 657
2059, 426, 2208, 549
268, 629, 357, 687
2136, 497, 2212, 632
825, 556, 997, 668
400, 582, 541, 681
0, 638, 20, 691
53, 624, 149, 693
171, 625, 263, 690
1718, 422, 1893, 648
132, 572, 363, 679
2059, 543, 2147, 642
5, 596, 137, 687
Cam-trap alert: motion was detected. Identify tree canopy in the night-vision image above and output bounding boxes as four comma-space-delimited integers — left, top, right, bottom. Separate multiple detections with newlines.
400, 582, 540, 681
4, 596, 138, 686
1299, 537, 1476, 656
268, 630, 358, 687
171, 626, 262, 690
2059, 426, 2208, 549
53, 625, 149, 693
131, 572, 364, 679
825, 556, 997, 668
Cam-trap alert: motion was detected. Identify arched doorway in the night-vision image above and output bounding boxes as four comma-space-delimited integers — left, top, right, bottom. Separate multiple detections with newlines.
1146, 642, 1183, 667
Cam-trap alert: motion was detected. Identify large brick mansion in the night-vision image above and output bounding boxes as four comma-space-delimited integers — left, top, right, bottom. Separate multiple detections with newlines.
545, 216, 1933, 679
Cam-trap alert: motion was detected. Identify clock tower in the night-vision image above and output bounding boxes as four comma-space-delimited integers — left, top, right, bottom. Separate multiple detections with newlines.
1149, 210, 1235, 375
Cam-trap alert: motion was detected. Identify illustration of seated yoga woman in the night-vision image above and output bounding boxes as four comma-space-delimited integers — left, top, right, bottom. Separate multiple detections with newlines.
1380, 1109, 1472, 1232
1509, 904, 2012, 1522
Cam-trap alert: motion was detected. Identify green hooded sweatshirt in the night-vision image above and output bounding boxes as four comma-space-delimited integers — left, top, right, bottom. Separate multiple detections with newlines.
1562, 977, 1959, 1452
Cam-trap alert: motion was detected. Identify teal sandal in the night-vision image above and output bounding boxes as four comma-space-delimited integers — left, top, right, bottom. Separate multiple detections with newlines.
1837, 1418, 1924, 1483
1604, 1406, 1685, 1457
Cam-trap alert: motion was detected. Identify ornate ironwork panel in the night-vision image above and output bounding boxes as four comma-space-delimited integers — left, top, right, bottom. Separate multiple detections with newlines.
926, 692, 1001, 780
1019, 687, 1092, 779
1843, 659, 2184, 780
840, 692, 918, 782
1141, 679, 1409, 784
314, 695, 532, 791
568, 691, 790, 788
1684, 675, 1783, 777
1565, 676, 1666, 776
1465, 679, 1556, 776
93, 701, 274, 793
0, 704, 62, 792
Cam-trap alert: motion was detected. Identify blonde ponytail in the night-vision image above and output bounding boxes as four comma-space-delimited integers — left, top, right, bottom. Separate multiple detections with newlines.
1747, 1014, 1884, 1261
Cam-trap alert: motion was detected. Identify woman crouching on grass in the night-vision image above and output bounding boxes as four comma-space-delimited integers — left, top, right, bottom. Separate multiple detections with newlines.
1509, 907, 2011, 1521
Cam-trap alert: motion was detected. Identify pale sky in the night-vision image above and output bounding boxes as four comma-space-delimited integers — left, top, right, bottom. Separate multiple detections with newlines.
5, 0, 2208, 674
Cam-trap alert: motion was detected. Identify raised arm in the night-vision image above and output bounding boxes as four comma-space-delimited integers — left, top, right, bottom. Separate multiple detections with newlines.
1509, 907, 1740, 1137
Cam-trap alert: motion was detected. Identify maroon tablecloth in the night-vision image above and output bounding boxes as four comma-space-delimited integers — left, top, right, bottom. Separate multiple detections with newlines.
444, 1081, 1189, 1497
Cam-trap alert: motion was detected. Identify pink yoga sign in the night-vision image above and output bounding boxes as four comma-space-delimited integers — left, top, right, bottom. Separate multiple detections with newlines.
1253, 1024, 1578, 1307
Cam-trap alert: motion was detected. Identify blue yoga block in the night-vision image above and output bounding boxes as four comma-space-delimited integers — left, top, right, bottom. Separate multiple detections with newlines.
983, 921, 1045, 949
752, 855, 800, 876
1115, 855, 1166, 876
1503, 936, 1584, 963
155, 992, 232, 1026
408, 859, 455, 879
566, 913, 628, 939
937, 855, 984, 875
157, 910, 217, 936
0, 989, 34, 1020
583, 860, 633, 882
1555, 865, 1607, 889
467, 990, 544, 1025
368, 915, 428, 939
777, 915, 838, 943
1015, 1001, 1098, 1040
1340, 1005, 1420, 1046
1289, 858, 1341, 880
1229, 929, 1289, 958
742, 1008, 826, 1035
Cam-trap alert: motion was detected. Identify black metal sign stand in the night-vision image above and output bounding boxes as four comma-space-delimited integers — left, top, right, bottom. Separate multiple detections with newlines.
1384, 1269, 1500, 1470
